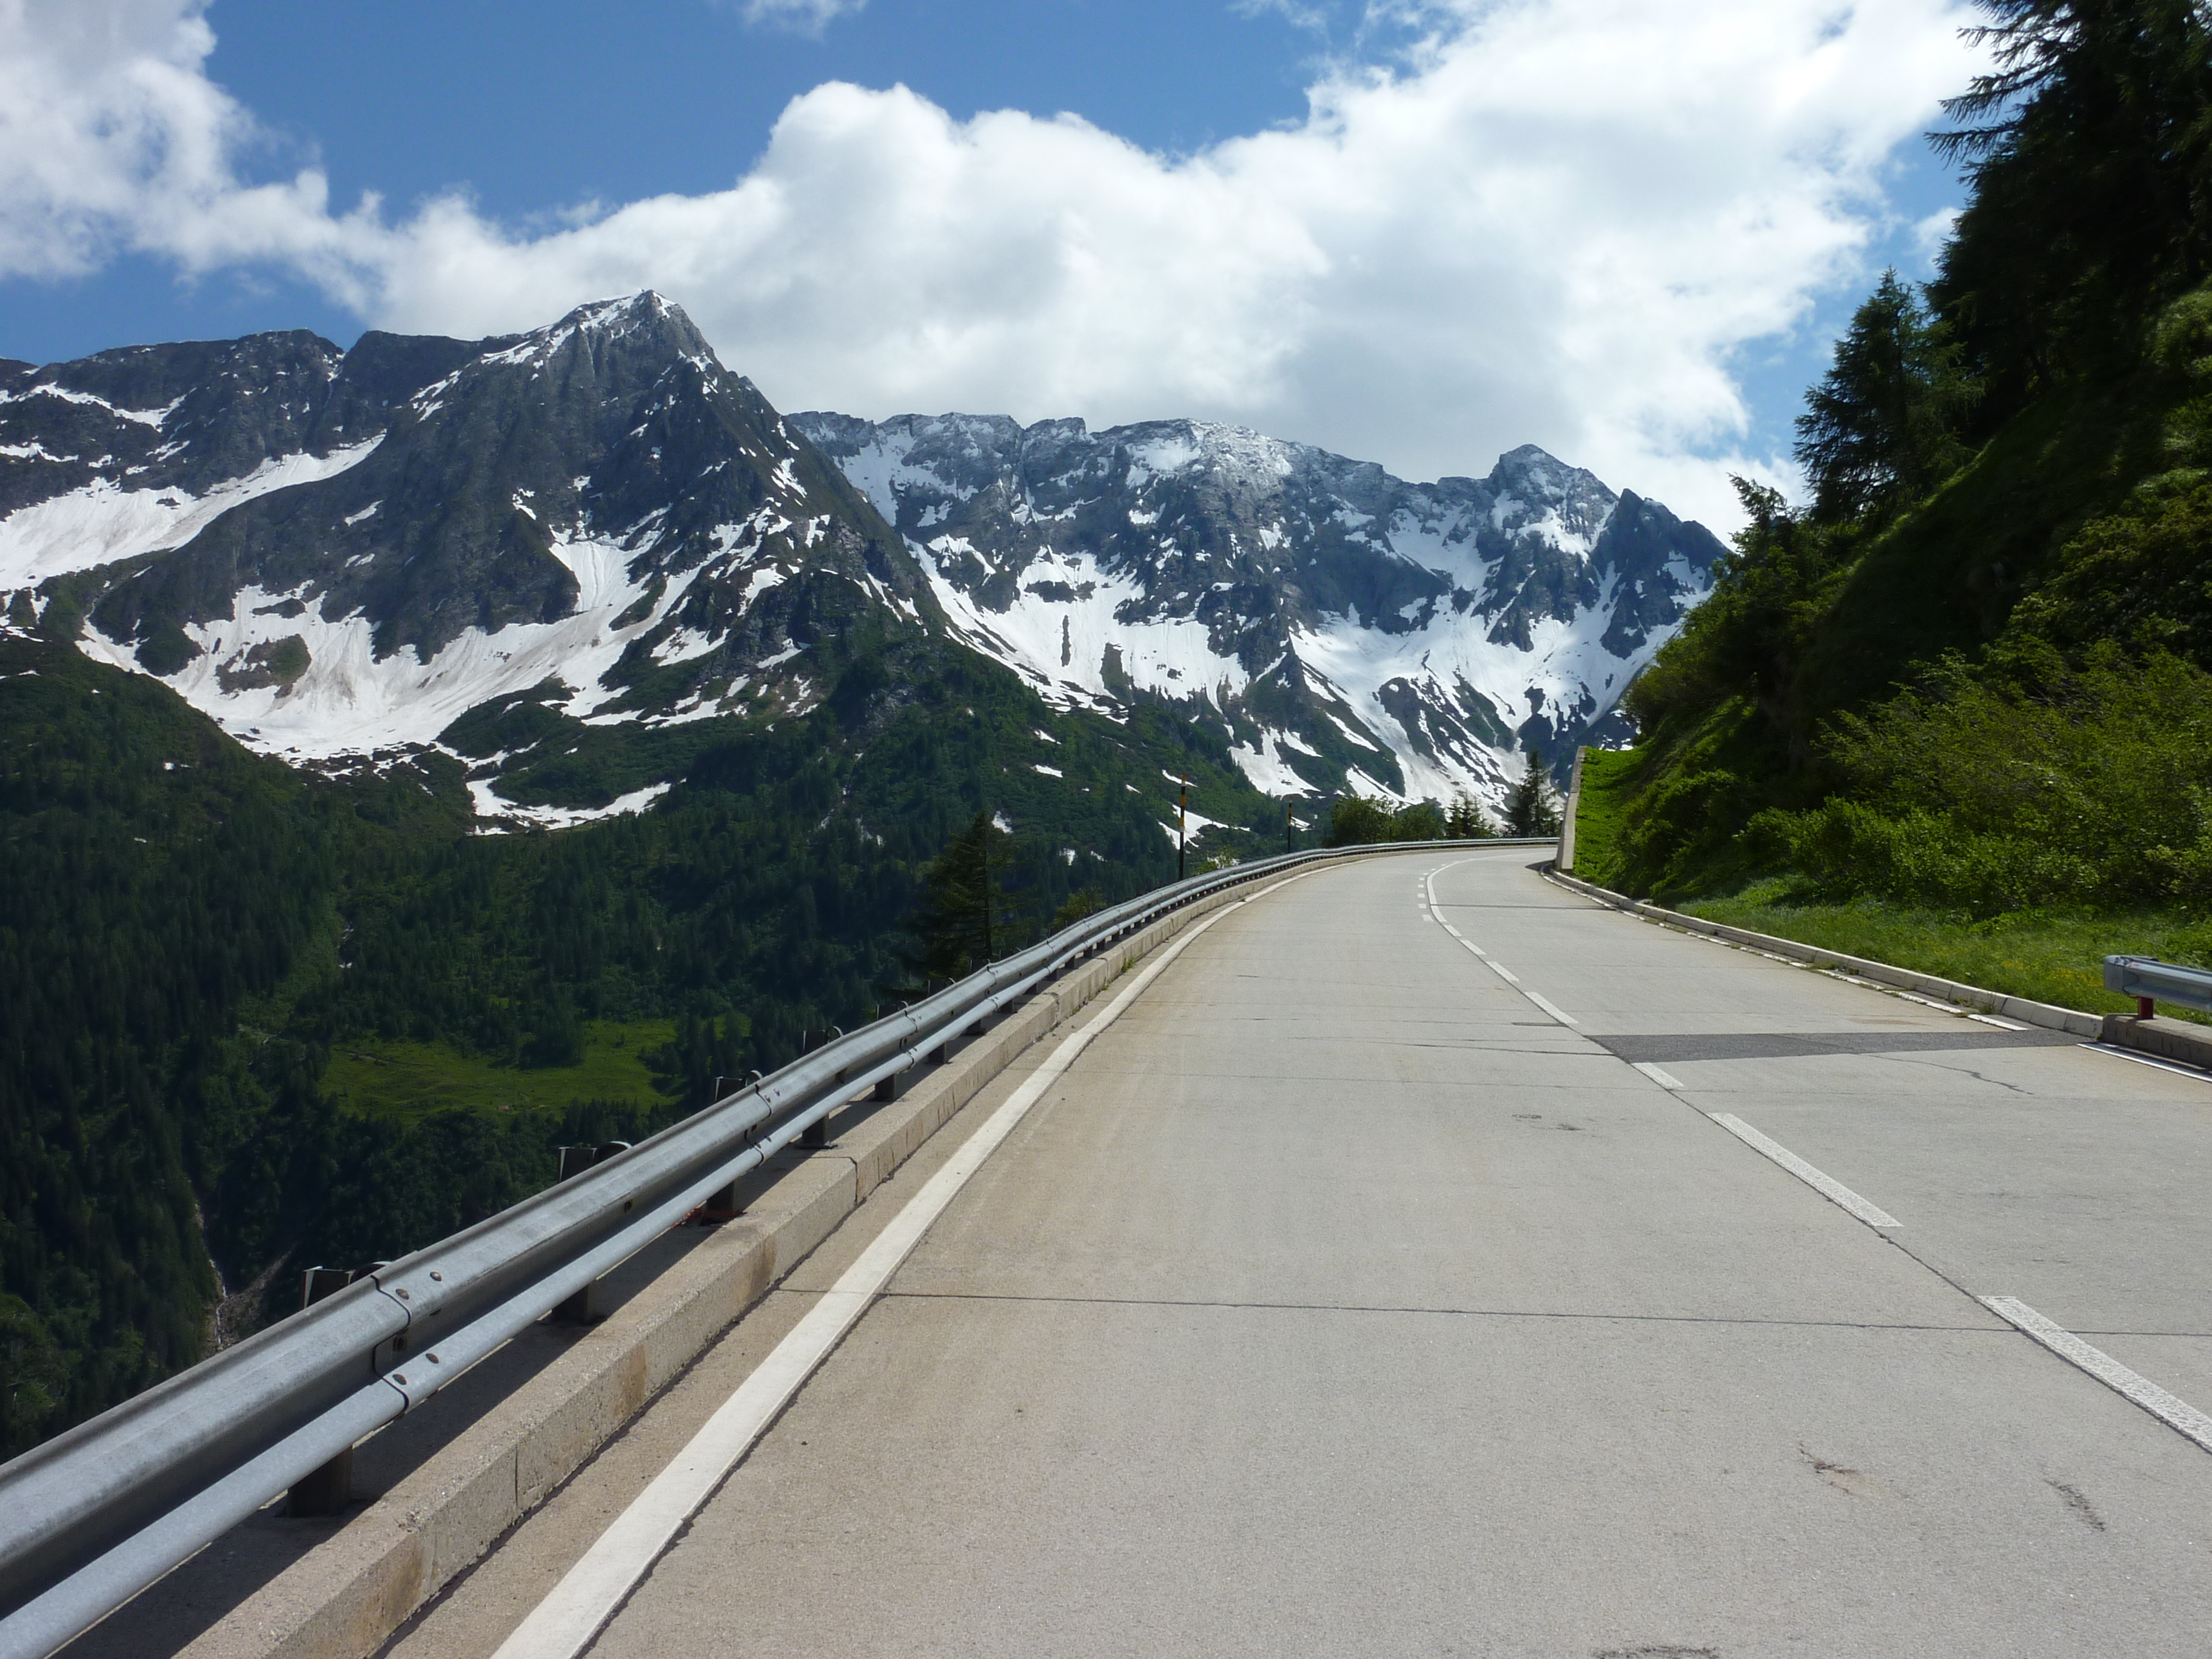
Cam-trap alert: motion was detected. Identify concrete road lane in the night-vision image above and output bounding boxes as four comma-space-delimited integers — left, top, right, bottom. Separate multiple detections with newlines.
434, 850, 2212, 1658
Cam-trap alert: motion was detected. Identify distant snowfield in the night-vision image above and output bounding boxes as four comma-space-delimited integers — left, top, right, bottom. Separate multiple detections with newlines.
0, 440, 384, 589
73, 509, 808, 822
810, 413, 1705, 809
469, 779, 673, 832
910, 501, 1678, 806
925, 540, 1252, 714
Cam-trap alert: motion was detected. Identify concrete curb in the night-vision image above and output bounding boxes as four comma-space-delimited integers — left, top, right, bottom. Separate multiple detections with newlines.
1543, 864, 2111, 1037
176, 880, 1262, 1659
2098, 1013, 2212, 1070
1546, 863, 2212, 1071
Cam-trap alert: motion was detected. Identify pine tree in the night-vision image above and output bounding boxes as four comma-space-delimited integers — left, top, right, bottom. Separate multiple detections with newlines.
1504, 748, 1563, 837
1795, 271, 1977, 525
1931, 0, 2212, 414
1446, 790, 1497, 839
905, 809, 1009, 983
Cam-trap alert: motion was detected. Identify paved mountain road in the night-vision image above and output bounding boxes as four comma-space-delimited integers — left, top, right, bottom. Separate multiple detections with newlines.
392, 849, 2212, 1658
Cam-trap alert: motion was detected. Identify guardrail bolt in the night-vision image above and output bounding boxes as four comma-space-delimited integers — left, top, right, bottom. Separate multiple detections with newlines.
287, 1268, 360, 1516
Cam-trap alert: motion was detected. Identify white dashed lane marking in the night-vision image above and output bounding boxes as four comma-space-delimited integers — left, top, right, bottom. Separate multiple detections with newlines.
1982, 1298, 2212, 1454
1708, 1113, 1900, 1230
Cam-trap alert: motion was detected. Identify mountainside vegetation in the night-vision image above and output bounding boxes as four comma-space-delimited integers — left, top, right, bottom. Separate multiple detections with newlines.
0, 623, 1285, 1460
1578, 0, 2212, 974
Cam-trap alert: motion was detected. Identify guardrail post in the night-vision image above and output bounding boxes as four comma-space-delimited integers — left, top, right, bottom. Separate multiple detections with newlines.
697, 1071, 762, 1222
2139, 996, 2156, 1020
553, 1143, 631, 1322
800, 1030, 842, 1147
286, 1266, 364, 1516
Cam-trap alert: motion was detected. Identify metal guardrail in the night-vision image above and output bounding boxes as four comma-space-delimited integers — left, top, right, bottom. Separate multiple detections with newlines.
0, 834, 1553, 1656
2103, 954, 2212, 1016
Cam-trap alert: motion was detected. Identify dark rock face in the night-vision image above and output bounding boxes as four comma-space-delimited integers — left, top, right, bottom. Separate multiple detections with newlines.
0, 331, 347, 517
792, 415, 1726, 799
88, 297, 919, 674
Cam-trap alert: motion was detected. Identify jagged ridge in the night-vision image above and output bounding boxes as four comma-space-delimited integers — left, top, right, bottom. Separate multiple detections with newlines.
793, 411, 1727, 804
2, 294, 1724, 822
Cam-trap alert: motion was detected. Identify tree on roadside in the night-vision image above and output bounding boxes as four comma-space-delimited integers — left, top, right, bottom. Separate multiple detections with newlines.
1051, 886, 1105, 932
1446, 790, 1498, 839
1325, 794, 1449, 845
1794, 270, 1977, 526
1326, 794, 1396, 846
1505, 748, 1563, 837
905, 809, 1012, 983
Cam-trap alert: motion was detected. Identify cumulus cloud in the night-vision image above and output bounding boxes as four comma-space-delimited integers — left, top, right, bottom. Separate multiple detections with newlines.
0, 0, 375, 290
0, 0, 1982, 527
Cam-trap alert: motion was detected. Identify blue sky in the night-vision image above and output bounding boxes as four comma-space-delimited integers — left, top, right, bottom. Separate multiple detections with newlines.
0, 0, 1981, 526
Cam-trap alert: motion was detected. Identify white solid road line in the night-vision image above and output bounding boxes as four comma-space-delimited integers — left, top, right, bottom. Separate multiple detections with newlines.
490, 879, 1309, 1659
2082, 1042, 2212, 1083
1981, 1296, 2212, 1454
1707, 1113, 1901, 1230
1524, 991, 1580, 1027
1632, 1061, 1686, 1091
1967, 1013, 2029, 1031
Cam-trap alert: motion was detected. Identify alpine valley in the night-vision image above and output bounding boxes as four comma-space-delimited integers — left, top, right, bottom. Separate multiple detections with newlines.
0, 293, 1723, 1453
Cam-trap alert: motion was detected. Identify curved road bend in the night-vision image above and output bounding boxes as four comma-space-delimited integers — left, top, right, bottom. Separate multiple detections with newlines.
394, 848, 2212, 1658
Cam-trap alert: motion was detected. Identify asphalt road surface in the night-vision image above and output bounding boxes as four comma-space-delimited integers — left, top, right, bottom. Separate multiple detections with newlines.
396, 848, 2212, 1659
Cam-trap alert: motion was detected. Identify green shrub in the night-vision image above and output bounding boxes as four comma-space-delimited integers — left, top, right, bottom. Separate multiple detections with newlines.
1749, 646, 2212, 914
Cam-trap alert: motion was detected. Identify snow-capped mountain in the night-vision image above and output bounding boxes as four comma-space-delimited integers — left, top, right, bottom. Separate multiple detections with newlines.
2, 295, 930, 825
2, 293, 1723, 828
793, 412, 1726, 803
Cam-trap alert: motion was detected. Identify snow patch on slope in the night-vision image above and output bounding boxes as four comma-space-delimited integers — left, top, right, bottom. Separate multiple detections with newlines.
77, 530, 699, 760
469, 780, 673, 833
0, 439, 384, 588
923, 542, 1250, 714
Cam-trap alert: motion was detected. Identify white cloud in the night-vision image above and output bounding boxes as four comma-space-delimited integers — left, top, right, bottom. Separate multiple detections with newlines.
1232, 0, 1336, 32
736, 0, 868, 35
1912, 204, 1963, 264
0, 0, 375, 289
0, 0, 1984, 529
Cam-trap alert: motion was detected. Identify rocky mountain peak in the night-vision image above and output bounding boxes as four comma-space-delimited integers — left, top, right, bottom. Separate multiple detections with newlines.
794, 409, 1726, 803
3, 298, 924, 818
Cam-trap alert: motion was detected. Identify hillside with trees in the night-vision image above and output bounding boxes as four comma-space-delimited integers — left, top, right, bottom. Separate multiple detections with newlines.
1580, 0, 2212, 967
0, 625, 1278, 1460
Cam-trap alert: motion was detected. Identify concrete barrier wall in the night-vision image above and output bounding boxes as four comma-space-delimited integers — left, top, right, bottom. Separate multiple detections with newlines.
178, 876, 1267, 1659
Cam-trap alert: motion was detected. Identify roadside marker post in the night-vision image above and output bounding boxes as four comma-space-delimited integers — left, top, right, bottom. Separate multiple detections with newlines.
1178, 776, 1188, 881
